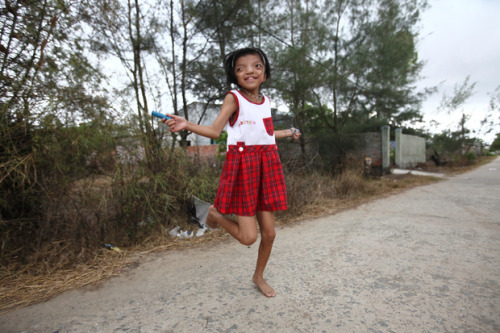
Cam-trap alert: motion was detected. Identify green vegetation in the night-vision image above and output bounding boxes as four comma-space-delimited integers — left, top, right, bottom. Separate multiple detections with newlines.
490, 133, 500, 151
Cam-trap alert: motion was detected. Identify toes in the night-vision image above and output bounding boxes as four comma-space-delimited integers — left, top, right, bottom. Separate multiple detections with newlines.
253, 278, 276, 297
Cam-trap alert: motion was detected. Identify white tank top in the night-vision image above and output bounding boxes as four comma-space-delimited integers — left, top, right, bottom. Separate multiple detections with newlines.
226, 90, 276, 150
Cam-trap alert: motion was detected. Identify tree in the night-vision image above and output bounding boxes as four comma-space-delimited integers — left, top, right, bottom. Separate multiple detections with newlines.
438, 76, 477, 146
321, 0, 373, 134
490, 133, 500, 151
1, 0, 107, 122
87, 0, 166, 169
0, 0, 109, 188
490, 86, 500, 127
361, 0, 427, 126
479, 85, 500, 141
0, 0, 111, 257
310, 0, 428, 133
427, 76, 488, 158
160, 0, 224, 148
188, 0, 258, 95
152, 0, 193, 148
430, 130, 463, 156
265, 0, 328, 156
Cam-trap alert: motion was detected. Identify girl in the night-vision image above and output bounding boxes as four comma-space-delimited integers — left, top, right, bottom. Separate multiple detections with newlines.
164, 47, 300, 297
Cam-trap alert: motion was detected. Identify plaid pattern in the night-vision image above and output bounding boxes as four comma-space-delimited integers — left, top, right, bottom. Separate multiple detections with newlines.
263, 117, 274, 135
214, 143, 287, 216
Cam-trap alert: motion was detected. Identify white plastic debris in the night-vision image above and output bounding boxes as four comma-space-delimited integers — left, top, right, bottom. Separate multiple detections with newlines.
191, 196, 211, 228
168, 226, 181, 237
196, 227, 207, 237
178, 230, 193, 239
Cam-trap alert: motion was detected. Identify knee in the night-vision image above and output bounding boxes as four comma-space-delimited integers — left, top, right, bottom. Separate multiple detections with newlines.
240, 233, 258, 246
261, 229, 276, 244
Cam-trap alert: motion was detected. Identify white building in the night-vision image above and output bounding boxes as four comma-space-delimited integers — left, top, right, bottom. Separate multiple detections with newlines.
183, 102, 221, 146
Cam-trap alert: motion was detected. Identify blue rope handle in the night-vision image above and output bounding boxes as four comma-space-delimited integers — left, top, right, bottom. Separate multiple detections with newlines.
152, 111, 171, 120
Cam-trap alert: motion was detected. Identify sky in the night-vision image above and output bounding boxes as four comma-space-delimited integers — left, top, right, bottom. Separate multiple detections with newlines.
101, 0, 500, 144
416, 0, 500, 144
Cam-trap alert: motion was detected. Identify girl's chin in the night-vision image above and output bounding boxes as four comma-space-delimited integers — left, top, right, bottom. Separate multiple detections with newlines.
240, 83, 261, 90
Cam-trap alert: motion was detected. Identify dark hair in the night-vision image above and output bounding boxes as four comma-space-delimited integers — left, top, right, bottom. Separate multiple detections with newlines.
223, 47, 271, 88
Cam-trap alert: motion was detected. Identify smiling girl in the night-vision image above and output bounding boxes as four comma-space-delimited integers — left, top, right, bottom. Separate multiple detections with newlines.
164, 47, 300, 297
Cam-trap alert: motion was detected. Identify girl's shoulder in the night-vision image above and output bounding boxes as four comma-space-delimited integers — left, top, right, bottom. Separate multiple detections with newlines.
224, 91, 239, 106
219, 92, 239, 116
227, 89, 240, 99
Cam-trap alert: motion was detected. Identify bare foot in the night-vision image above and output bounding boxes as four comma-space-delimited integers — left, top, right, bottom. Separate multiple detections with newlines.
253, 276, 276, 297
205, 205, 220, 229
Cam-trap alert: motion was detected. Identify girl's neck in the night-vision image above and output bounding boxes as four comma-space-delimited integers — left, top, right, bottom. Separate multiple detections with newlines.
239, 88, 263, 102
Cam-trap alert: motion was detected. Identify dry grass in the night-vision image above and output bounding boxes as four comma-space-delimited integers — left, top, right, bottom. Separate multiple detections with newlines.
0, 157, 494, 315
0, 250, 134, 313
0, 229, 230, 315
277, 171, 443, 225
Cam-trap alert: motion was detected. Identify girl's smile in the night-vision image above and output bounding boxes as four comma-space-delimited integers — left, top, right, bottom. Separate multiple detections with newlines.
234, 53, 267, 95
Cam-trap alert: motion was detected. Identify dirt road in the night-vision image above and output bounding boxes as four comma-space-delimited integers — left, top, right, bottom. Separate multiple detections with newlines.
1, 158, 499, 333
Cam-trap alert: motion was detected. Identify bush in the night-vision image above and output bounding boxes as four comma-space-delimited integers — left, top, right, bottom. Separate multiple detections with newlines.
1, 122, 374, 271
283, 153, 367, 216
1, 120, 115, 265
0, 118, 224, 269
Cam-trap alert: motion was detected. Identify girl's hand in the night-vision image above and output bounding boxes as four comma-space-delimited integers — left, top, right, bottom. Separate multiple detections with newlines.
164, 114, 188, 132
290, 127, 301, 140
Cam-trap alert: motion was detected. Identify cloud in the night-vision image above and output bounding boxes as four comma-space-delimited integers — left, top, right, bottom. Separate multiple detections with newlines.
417, 0, 500, 142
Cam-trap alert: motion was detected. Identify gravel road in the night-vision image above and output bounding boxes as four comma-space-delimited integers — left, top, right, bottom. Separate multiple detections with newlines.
1, 158, 499, 333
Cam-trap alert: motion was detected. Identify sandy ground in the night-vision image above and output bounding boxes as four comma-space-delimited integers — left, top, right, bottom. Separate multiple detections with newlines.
1, 158, 499, 333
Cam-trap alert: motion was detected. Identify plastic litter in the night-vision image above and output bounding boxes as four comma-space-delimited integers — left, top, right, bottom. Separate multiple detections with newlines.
196, 228, 207, 237
190, 196, 211, 229
168, 226, 195, 239
168, 226, 181, 237
103, 243, 122, 252
166, 196, 213, 240
178, 230, 193, 239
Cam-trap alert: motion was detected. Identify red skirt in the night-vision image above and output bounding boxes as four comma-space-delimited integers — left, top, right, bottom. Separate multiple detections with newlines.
214, 143, 287, 216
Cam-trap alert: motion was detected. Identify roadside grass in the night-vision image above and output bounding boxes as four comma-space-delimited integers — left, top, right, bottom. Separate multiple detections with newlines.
0, 156, 495, 314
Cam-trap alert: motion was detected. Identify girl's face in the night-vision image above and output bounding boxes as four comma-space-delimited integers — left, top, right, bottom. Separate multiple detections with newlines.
234, 53, 267, 93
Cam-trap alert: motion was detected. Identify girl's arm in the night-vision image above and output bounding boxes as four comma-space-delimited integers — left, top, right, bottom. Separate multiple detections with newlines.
275, 127, 301, 140
164, 94, 238, 139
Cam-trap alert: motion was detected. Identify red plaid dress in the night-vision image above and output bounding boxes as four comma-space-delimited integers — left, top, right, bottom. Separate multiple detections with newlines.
214, 91, 288, 216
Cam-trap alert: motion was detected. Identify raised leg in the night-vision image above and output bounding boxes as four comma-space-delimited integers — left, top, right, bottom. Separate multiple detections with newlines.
206, 205, 258, 246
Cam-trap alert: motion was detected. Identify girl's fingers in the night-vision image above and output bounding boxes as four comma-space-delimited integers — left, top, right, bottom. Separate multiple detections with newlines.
291, 128, 301, 140
166, 118, 184, 132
